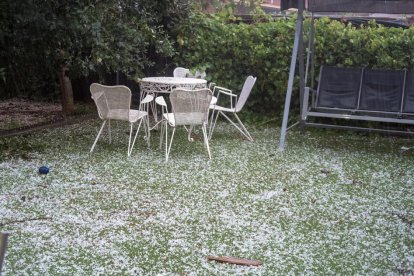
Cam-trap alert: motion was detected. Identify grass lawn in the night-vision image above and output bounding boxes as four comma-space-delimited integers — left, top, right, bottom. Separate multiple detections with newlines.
1, 119, 413, 275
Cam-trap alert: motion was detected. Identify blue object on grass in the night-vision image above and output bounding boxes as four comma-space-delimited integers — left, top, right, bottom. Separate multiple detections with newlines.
39, 166, 49, 174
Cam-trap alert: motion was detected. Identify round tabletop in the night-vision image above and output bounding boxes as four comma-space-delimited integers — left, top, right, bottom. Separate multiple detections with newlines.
140, 77, 207, 95
141, 77, 207, 86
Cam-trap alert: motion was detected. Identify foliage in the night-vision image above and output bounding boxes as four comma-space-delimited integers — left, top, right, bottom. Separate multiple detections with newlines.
174, 14, 414, 117
194, 0, 264, 14
175, 13, 296, 116
3, 0, 414, 117
312, 17, 414, 70
0, 0, 192, 99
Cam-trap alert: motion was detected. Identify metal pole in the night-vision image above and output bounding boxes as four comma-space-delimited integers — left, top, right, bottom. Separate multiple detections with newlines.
305, 14, 315, 87
278, 4, 304, 151
0, 233, 10, 274
309, 13, 315, 88
298, 13, 305, 130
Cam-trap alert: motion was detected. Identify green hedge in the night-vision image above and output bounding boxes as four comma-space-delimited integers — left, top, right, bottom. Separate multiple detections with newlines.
312, 18, 414, 69
175, 14, 414, 118
175, 14, 296, 117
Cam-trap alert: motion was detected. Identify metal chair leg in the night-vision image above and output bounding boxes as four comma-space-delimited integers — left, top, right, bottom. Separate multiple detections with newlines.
187, 125, 194, 142
234, 113, 253, 141
128, 123, 133, 156
202, 123, 211, 159
166, 127, 176, 162
220, 112, 253, 141
164, 122, 169, 161
108, 119, 111, 144
145, 115, 151, 147
208, 109, 220, 140
90, 120, 107, 153
160, 120, 165, 149
129, 119, 143, 156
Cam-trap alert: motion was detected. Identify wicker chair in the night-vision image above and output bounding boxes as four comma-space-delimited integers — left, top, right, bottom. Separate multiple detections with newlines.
156, 88, 213, 161
90, 83, 153, 156
209, 76, 257, 141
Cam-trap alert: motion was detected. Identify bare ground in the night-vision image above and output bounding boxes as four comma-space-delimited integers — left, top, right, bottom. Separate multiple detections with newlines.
0, 98, 64, 130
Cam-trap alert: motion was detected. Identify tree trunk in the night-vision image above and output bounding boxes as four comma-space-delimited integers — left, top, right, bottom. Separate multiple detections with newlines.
58, 69, 74, 116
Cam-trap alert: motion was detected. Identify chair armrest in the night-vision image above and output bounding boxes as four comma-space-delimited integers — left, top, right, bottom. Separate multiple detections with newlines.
141, 94, 154, 104
214, 87, 237, 109
217, 89, 236, 98
305, 87, 318, 109
302, 87, 311, 120
213, 86, 233, 95
155, 96, 167, 107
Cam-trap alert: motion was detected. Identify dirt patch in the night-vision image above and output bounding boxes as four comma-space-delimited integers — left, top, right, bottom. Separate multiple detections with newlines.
0, 98, 64, 130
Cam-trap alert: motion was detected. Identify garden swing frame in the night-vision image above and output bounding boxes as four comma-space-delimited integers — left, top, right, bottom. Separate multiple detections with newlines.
278, 0, 414, 151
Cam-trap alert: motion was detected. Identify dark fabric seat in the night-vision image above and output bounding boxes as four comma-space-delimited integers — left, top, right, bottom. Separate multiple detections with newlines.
359, 69, 405, 112
302, 65, 414, 135
317, 66, 362, 109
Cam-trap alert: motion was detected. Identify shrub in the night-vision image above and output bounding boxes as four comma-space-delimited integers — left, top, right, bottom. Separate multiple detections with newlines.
0, 0, 192, 99
175, 13, 296, 116
174, 14, 414, 119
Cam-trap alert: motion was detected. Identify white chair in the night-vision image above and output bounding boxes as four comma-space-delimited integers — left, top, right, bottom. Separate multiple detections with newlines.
173, 67, 190, 78
156, 88, 213, 161
90, 83, 153, 156
209, 76, 257, 141
173, 66, 213, 110
188, 70, 213, 104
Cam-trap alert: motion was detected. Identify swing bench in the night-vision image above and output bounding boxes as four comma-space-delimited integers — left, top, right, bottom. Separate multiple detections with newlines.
301, 65, 414, 134
278, 0, 414, 150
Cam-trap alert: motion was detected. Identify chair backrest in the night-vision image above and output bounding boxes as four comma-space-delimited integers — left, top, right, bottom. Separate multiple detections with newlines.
317, 66, 362, 109
90, 83, 131, 120
235, 76, 257, 112
173, 67, 190, 78
170, 88, 212, 126
359, 68, 405, 112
